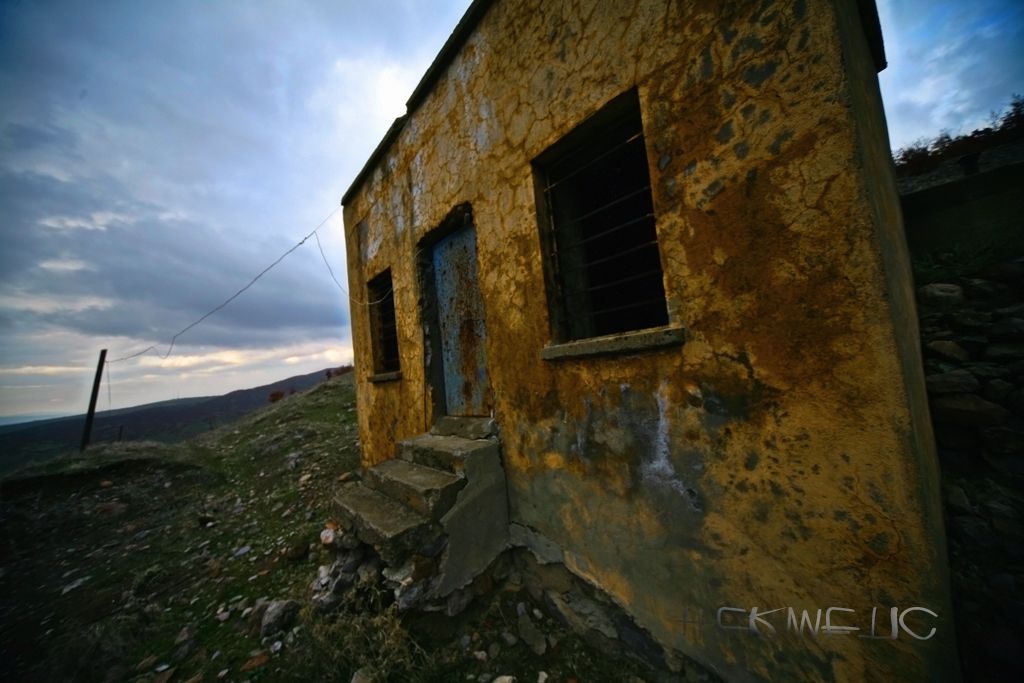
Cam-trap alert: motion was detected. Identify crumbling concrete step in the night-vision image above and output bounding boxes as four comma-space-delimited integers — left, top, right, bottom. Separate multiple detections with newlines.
332, 483, 439, 564
365, 459, 466, 521
396, 433, 499, 476
430, 416, 497, 440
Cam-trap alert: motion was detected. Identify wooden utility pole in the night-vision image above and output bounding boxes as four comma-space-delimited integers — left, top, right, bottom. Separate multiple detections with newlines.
80, 349, 107, 452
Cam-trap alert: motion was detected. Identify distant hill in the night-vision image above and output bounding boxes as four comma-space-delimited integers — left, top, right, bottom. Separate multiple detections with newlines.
0, 367, 347, 476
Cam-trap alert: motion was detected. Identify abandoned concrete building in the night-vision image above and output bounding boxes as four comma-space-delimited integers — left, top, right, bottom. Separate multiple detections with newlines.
337, 0, 960, 681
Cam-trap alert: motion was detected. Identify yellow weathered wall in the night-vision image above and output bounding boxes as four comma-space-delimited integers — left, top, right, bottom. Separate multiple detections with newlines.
342, 0, 958, 680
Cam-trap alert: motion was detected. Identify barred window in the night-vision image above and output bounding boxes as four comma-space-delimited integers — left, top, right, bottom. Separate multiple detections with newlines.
534, 89, 668, 342
368, 269, 400, 373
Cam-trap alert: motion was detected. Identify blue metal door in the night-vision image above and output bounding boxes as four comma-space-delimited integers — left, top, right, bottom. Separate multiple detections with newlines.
433, 225, 490, 416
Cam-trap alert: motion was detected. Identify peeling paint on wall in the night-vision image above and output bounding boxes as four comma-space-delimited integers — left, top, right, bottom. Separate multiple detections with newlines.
341, 1, 958, 681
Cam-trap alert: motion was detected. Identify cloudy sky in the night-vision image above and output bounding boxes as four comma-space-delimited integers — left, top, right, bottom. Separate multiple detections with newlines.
1, 0, 1022, 423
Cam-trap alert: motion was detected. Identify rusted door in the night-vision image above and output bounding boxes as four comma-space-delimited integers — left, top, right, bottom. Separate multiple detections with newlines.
433, 225, 490, 416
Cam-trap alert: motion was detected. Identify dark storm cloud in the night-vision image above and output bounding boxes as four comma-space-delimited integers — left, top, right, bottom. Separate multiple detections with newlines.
2, 122, 78, 152
0, 0, 478, 415
0, 165, 348, 345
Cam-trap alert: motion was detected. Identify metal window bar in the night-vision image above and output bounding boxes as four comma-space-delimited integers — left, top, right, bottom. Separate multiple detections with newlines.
543, 130, 645, 193
562, 296, 668, 321
562, 267, 665, 299
555, 211, 656, 251
559, 238, 660, 275
545, 184, 652, 237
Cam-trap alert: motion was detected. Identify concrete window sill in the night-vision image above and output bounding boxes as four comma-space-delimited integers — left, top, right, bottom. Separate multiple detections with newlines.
368, 370, 403, 383
540, 326, 686, 361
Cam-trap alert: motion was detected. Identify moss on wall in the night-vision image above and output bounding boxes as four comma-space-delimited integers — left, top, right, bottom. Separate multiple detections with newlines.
342, 1, 958, 680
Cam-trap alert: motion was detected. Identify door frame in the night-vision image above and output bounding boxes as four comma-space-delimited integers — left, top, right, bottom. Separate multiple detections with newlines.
416, 203, 490, 424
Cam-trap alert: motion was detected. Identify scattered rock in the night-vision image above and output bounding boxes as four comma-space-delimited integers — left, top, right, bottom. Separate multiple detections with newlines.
962, 278, 1010, 302
946, 485, 972, 513
260, 600, 300, 638
926, 370, 980, 394
986, 344, 1024, 361
357, 558, 383, 585
926, 340, 970, 362
985, 501, 1018, 518
919, 283, 964, 309
546, 591, 617, 640
351, 668, 374, 683
500, 631, 517, 647
338, 532, 361, 550
151, 668, 176, 683
446, 588, 473, 617
62, 576, 90, 594
488, 642, 501, 659
283, 542, 308, 561
930, 393, 1010, 426
240, 652, 269, 672
985, 379, 1017, 402
518, 613, 547, 655
953, 517, 997, 547
986, 319, 1024, 341
136, 655, 158, 671
171, 639, 196, 662
981, 423, 1024, 454
952, 310, 992, 329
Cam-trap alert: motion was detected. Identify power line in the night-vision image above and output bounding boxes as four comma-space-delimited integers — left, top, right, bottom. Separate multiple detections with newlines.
312, 230, 419, 306
107, 206, 341, 364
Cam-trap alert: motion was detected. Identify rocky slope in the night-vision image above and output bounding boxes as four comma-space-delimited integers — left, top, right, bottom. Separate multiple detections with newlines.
917, 256, 1024, 680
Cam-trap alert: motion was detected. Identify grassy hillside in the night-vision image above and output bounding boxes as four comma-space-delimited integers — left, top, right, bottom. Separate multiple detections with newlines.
0, 372, 654, 683
0, 368, 338, 478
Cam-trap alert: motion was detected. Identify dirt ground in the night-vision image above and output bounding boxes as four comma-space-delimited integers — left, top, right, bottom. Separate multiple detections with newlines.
0, 375, 663, 683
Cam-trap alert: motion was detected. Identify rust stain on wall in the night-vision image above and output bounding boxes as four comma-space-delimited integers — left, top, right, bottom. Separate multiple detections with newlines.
341, 1, 958, 681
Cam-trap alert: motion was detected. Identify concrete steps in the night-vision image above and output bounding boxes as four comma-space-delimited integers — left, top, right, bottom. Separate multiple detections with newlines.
397, 433, 499, 476
331, 482, 439, 564
364, 458, 465, 521
331, 415, 509, 600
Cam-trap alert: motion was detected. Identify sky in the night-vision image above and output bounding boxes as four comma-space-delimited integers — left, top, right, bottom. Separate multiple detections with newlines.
1, 0, 1022, 423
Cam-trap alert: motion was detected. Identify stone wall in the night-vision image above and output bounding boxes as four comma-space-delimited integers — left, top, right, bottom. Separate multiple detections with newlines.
900, 152, 1024, 259
342, 0, 958, 680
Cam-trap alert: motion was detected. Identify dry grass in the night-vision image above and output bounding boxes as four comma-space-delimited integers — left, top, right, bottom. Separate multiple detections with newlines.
304, 583, 444, 683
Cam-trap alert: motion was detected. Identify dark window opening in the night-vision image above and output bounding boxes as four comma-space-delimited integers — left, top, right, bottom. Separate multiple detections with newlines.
368, 269, 400, 373
534, 89, 669, 342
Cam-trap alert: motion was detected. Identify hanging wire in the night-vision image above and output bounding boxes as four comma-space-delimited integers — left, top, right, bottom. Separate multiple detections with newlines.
314, 230, 426, 306
107, 206, 341, 364
105, 203, 429, 368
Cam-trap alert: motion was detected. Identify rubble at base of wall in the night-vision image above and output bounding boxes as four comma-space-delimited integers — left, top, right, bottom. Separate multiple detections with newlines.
506, 537, 722, 683
308, 519, 722, 682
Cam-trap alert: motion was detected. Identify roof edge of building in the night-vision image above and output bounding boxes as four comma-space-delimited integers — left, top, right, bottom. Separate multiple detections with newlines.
341, 0, 499, 208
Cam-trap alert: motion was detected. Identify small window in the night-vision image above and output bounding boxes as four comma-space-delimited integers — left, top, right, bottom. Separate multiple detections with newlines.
534, 88, 668, 342
368, 269, 400, 374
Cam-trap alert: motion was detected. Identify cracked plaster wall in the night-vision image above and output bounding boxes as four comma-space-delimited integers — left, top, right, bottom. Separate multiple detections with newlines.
342, 0, 957, 681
